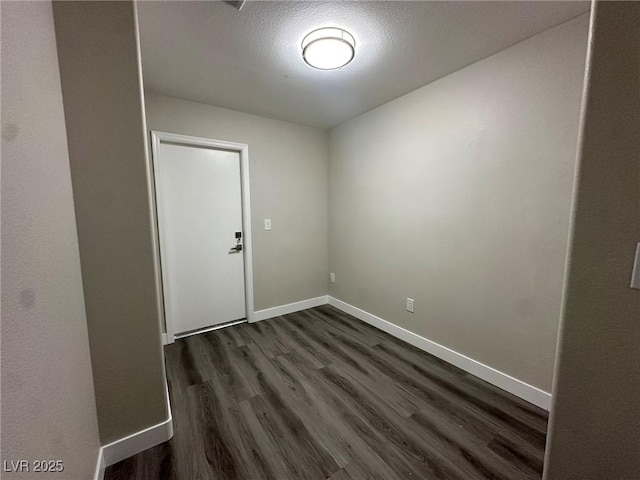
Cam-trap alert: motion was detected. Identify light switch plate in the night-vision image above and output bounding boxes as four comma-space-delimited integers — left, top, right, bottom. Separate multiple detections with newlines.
406, 298, 414, 313
330, 273, 336, 283
631, 243, 640, 289
264, 219, 272, 231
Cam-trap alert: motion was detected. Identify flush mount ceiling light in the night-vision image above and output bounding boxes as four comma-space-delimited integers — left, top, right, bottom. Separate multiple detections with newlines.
302, 27, 355, 70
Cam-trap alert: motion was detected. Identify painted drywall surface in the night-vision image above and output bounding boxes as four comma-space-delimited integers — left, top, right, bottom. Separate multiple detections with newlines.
53, 2, 168, 444
1, 1, 101, 477
329, 15, 589, 392
144, 93, 329, 314
543, 2, 640, 478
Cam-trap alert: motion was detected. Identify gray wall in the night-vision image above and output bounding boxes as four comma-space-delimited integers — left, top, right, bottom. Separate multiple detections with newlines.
1, 1, 101, 477
53, 2, 168, 444
328, 15, 589, 392
544, 2, 640, 478
144, 92, 329, 314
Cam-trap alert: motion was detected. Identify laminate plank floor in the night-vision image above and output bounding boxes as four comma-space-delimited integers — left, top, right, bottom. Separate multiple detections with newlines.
105, 305, 548, 480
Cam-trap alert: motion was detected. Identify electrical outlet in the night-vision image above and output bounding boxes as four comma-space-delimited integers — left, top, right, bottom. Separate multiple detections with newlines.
330, 272, 336, 283
264, 218, 272, 231
406, 298, 414, 313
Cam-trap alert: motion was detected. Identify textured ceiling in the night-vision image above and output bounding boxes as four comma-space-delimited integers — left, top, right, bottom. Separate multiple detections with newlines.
137, 1, 589, 129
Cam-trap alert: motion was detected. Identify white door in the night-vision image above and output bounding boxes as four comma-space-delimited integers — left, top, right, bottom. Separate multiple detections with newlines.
154, 140, 246, 336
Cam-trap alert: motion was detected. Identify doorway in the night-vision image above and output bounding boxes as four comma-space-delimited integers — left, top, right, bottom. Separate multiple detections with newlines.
151, 131, 254, 343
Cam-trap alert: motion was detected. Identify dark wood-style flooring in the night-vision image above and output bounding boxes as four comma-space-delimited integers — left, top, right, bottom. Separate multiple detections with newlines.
105, 304, 548, 480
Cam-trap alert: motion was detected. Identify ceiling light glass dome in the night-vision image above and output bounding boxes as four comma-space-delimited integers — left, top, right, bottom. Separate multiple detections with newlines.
302, 27, 355, 70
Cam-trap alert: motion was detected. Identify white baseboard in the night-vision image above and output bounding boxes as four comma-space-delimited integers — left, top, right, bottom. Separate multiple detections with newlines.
94, 381, 173, 477
93, 447, 105, 480
100, 415, 174, 467
92, 294, 548, 480
328, 296, 552, 410
160, 296, 330, 341
253, 295, 328, 322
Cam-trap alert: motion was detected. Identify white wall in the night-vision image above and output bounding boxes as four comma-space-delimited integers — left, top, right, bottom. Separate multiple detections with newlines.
1, 1, 101, 477
328, 15, 589, 392
144, 93, 329, 314
544, 2, 640, 477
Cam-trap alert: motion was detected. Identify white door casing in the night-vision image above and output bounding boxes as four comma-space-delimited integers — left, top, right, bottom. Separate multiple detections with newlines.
151, 132, 254, 343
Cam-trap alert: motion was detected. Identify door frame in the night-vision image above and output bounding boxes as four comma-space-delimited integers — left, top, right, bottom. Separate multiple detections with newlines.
150, 131, 255, 344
